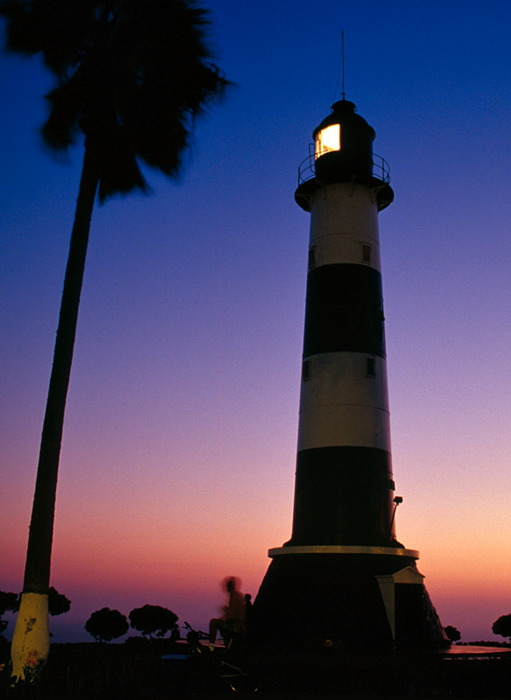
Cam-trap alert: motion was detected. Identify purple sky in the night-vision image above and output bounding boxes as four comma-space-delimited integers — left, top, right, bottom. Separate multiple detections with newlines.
2, 0, 511, 643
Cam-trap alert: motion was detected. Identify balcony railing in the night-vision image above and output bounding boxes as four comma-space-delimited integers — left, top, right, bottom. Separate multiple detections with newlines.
297, 148, 391, 186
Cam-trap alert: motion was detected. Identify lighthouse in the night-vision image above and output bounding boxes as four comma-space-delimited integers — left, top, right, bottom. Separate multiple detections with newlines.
251, 99, 448, 650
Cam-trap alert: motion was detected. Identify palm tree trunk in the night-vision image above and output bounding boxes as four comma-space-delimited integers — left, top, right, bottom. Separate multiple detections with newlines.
11, 145, 99, 682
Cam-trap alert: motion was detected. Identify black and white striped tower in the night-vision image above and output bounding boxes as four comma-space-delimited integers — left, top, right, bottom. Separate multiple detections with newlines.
252, 99, 448, 650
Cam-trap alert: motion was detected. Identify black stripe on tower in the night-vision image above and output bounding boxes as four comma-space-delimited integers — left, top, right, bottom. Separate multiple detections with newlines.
303, 264, 385, 358
289, 446, 395, 547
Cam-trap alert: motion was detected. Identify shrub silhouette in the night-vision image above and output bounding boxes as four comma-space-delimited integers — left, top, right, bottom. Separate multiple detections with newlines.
48, 587, 71, 616
85, 608, 129, 642
492, 614, 511, 643
444, 625, 461, 642
0, 591, 18, 638
129, 604, 178, 639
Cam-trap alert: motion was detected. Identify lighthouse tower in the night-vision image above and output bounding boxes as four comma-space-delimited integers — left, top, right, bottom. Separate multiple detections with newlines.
252, 99, 448, 650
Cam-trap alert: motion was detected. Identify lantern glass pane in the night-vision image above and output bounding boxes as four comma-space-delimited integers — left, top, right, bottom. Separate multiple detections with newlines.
315, 124, 340, 159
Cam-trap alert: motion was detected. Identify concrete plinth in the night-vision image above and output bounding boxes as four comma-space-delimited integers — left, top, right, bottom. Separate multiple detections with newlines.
250, 552, 448, 651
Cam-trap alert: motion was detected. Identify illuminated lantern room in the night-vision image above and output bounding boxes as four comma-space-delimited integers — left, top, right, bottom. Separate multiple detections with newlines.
315, 123, 340, 157
296, 99, 394, 212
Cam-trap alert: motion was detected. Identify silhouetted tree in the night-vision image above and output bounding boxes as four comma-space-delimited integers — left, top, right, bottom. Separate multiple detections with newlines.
0, 0, 229, 680
85, 608, 129, 643
47, 587, 71, 616
129, 604, 178, 639
0, 592, 19, 638
492, 614, 511, 644
444, 625, 461, 643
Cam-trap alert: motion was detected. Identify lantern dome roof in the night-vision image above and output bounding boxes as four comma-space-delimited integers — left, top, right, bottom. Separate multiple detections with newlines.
312, 100, 375, 142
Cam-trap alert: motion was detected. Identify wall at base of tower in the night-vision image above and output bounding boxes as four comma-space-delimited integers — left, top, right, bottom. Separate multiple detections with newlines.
250, 554, 449, 651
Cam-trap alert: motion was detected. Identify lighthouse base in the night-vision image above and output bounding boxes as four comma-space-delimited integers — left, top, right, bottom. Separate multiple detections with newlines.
250, 551, 448, 651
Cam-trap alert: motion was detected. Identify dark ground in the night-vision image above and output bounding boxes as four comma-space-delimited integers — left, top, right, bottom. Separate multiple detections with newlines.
1, 639, 511, 699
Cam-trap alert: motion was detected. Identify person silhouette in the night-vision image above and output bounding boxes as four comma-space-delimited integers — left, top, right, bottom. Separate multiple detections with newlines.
243, 593, 253, 630
209, 576, 245, 650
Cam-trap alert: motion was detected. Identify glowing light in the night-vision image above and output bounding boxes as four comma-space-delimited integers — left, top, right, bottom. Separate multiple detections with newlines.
315, 124, 340, 158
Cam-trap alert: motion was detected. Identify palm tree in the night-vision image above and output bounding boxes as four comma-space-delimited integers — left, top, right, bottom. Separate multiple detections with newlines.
0, 0, 229, 680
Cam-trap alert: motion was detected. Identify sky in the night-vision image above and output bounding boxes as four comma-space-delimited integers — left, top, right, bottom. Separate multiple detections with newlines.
2, 0, 511, 644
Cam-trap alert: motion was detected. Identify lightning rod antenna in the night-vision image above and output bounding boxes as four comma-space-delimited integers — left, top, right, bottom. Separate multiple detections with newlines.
333, 30, 346, 103
341, 30, 345, 100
